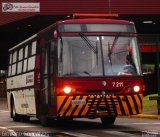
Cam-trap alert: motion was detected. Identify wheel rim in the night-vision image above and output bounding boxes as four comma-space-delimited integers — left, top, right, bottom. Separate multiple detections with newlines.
11, 100, 16, 118
12, 105, 16, 117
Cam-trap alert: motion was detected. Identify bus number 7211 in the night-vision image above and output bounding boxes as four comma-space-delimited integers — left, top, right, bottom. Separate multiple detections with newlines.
112, 82, 124, 87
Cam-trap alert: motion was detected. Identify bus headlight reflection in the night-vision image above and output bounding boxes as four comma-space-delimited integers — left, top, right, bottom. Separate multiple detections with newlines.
133, 85, 140, 93
63, 86, 72, 94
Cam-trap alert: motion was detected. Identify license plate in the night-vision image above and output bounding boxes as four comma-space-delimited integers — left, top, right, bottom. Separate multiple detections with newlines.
71, 100, 86, 105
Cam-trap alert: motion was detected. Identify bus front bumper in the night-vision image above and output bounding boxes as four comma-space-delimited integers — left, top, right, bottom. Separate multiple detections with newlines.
57, 94, 142, 118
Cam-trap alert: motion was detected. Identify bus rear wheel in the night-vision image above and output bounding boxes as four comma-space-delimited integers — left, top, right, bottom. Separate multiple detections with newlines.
100, 116, 116, 125
22, 116, 30, 122
11, 99, 21, 122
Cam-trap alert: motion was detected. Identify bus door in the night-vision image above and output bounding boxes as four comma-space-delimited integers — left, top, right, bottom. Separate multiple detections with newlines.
39, 41, 55, 116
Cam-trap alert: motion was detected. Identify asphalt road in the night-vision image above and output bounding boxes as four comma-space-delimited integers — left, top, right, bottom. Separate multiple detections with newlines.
0, 98, 160, 137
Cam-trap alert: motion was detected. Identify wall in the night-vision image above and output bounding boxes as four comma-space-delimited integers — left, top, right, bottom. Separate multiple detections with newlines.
0, 76, 6, 97
0, 0, 160, 26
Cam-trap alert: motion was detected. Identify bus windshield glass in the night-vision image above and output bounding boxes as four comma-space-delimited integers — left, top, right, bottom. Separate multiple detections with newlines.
60, 24, 135, 33
58, 35, 142, 77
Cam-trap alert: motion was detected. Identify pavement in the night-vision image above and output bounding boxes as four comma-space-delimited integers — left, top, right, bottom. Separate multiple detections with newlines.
0, 97, 8, 110
0, 97, 159, 119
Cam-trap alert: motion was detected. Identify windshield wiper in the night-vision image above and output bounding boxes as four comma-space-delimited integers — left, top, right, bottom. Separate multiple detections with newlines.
79, 32, 97, 53
108, 32, 120, 65
79, 32, 99, 65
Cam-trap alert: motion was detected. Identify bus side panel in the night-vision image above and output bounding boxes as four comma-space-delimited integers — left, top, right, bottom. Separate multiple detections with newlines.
8, 90, 27, 115
7, 72, 34, 90
24, 88, 36, 114
7, 72, 36, 115
7, 92, 11, 112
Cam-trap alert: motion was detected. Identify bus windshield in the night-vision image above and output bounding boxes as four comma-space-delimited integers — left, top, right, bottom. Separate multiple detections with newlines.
58, 35, 142, 77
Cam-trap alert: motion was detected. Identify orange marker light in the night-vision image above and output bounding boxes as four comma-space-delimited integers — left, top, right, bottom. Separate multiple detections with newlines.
73, 13, 118, 19
53, 30, 58, 40
63, 87, 72, 94
133, 85, 140, 93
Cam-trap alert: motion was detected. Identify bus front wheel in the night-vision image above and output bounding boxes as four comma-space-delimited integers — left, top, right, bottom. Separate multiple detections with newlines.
40, 115, 50, 127
100, 116, 116, 125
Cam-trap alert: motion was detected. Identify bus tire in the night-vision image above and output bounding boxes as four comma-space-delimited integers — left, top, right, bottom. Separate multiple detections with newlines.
100, 116, 116, 125
40, 115, 49, 127
11, 98, 21, 122
22, 116, 30, 122
57, 117, 73, 122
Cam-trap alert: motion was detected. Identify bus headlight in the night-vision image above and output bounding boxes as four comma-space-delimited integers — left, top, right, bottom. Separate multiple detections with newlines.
63, 86, 72, 94
133, 85, 140, 93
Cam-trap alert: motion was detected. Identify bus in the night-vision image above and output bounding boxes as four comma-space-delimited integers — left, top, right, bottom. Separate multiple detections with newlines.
7, 14, 144, 126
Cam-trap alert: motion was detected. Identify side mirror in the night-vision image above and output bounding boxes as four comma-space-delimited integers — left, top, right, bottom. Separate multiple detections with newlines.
53, 30, 58, 41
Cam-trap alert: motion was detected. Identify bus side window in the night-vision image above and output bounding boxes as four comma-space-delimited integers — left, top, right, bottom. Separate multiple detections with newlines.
26, 41, 37, 71
8, 53, 12, 76
32, 41, 37, 55
23, 45, 28, 72
25, 46, 28, 58
9, 53, 12, 65
17, 48, 23, 74
18, 48, 23, 61
23, 59, 27, 72
13, 51, 17, 63
28, 56, 35, 71
17, 61, 22, 74
10, 51, 17, 76
11, 64, 16, 75
8, 65, 12, 76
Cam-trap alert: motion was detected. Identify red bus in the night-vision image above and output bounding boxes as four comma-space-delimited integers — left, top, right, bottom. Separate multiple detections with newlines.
7, 14, 143, 126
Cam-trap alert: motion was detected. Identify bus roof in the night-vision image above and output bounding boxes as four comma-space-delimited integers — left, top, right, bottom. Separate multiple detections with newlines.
9, 34, 37, 52
57, 18, 133, 25
38, 18, 134, 35
9, 18, 134, 52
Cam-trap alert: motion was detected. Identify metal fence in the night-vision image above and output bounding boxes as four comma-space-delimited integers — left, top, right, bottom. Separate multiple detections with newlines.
138, 34, 160, 95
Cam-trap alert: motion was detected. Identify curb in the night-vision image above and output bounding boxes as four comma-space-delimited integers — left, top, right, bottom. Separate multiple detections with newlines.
128, 114, 160, 119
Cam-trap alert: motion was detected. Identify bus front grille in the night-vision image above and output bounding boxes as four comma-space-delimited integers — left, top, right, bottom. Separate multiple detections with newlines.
86, 96, 118, 118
